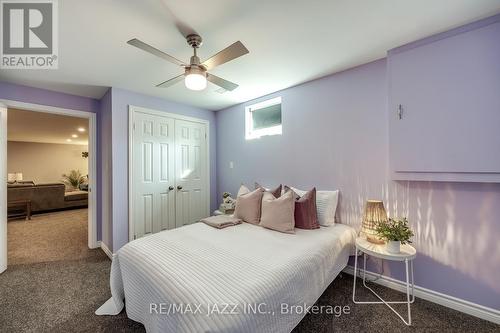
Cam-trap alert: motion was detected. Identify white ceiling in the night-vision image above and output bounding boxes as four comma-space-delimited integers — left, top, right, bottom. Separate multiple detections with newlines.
7, 108, 89, 145
0, 0, 499, 110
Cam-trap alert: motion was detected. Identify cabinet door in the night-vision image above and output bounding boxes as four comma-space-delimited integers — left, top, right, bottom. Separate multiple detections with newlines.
389, 21, 500, 179
174, 119, 208, 228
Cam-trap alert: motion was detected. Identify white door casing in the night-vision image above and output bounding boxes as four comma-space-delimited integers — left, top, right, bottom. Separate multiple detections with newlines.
132, 112, 176, 239
129, 106, 209, 240
0, 99, 98, 251
174, 119, 208, 228
0, 105, 6, 274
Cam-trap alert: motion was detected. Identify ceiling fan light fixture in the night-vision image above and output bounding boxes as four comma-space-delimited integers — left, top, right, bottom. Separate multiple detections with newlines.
185, 67, 207, 91
128, 35, 248, 91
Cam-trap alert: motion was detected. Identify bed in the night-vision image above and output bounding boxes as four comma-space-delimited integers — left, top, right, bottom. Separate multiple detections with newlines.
96, 222, 357, 333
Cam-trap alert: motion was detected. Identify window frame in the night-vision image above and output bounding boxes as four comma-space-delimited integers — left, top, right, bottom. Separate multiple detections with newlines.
245, 97, 282, 140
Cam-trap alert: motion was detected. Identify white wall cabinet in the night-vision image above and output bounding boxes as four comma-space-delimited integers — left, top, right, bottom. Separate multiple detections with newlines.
388, 18, 500, 182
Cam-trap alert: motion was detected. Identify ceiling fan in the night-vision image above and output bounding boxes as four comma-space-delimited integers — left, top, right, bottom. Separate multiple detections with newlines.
127, 34, 249, 91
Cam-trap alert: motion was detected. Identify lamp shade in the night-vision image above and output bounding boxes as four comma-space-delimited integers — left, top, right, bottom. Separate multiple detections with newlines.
362, 200, 387, 243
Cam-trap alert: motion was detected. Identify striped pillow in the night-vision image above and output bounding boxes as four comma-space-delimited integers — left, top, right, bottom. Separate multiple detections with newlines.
290, 187, 339, 226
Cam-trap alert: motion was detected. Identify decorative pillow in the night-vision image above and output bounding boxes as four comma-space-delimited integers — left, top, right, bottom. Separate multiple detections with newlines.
290, 186, 339, 226
234, 188, 264, 224
259, 190, 295, 234
237, 184, 251, 197
255, 182, 282, 198
287, 187, 319, 229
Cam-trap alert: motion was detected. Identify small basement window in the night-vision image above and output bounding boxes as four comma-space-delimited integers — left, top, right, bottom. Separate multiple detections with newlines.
245, 97, 282, 140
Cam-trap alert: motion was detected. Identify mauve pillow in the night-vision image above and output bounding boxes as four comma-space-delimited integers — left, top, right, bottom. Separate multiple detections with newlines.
234, 188, 264, 224
288, 187, 320, 229
291, 186, 339, 226
255, 182, 282, 198
259, 190, 295, 234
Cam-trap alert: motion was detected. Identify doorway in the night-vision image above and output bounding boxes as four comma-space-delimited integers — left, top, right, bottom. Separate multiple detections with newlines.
0, 100, 97, 274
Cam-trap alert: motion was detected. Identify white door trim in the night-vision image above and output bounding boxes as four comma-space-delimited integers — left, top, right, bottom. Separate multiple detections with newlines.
128, 105, 210, 242
0, 99, 99, 251
0, 105, 7, 273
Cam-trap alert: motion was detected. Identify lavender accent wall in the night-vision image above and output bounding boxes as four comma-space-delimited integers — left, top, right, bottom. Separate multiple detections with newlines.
109, 88, 216, 252
0, 81, 100, 113
215, 59, 500, 310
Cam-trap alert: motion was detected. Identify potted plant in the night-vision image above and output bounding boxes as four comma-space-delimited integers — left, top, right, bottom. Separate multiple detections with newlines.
375, 218, 414, 254
62, 170, 86, 191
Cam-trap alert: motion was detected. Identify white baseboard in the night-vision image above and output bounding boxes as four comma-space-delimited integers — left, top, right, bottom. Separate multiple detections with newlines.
89, 240, 100, 249
100, 242, 114, 260
343, 265, 500, 325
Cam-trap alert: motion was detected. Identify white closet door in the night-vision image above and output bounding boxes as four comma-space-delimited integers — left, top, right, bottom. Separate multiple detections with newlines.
174, 119, 208, 228
132, 112, 175, 239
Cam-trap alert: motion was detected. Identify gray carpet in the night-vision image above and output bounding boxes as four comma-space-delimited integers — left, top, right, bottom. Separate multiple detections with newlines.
1, 252, 498, 332
8, 208, 89, 265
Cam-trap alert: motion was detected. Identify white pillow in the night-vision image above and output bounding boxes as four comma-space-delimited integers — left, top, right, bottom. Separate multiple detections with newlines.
291, 186, 339, 226
237, 184, 251, 197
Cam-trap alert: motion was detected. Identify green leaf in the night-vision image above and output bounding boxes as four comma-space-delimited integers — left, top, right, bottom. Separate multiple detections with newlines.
375, 217, 414, 244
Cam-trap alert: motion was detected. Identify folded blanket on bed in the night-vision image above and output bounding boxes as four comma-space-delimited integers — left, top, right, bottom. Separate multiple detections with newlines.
200, 215, 242, 229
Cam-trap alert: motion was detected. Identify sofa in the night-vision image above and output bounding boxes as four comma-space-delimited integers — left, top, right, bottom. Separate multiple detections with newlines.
7, 182, 88, 213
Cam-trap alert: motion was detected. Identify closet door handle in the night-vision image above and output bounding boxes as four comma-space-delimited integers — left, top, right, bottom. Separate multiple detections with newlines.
168, 186, 174, 191
177, 185, 183, 190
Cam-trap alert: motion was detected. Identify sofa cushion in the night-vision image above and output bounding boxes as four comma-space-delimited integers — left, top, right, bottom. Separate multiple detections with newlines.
64, 190, 88, 202
7, 183, 34, 188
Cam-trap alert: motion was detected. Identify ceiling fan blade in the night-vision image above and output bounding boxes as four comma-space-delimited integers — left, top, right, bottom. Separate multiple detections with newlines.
206, 73, 239, 91
127, 38, 186, 67
156, 74, 184, 88
202, 41, 249, 70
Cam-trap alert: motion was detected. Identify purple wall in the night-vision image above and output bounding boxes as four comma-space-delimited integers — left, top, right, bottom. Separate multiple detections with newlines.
0, 81, 100, 113
109, 88, 217, 252
215, 59, 500, 310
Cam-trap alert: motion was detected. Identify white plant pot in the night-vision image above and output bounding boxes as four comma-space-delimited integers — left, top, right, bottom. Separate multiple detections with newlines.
386, 240, 401, 254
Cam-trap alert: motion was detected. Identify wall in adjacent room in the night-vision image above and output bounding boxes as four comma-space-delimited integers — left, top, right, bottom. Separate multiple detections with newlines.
215, 58, 500, 310
109, 88, 217, 252
7, 141, 88, 184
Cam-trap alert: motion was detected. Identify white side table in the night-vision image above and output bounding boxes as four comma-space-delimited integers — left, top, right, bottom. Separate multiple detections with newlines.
352, 237, 416, 326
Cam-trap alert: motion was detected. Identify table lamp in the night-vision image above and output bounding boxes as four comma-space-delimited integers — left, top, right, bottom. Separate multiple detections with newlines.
361, 200, 387, 244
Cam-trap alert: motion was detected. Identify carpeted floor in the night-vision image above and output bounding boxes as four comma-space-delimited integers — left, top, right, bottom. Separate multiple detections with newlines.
8, 208, 91, 265
1, 212, 498, 332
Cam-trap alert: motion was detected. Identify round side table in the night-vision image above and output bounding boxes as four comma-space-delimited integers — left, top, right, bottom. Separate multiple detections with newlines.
352, 237, 416, 326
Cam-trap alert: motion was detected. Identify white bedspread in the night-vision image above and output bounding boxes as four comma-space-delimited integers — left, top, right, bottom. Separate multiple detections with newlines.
96, 222, 356, 333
